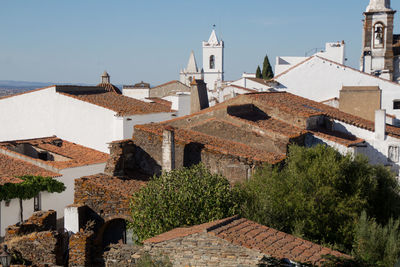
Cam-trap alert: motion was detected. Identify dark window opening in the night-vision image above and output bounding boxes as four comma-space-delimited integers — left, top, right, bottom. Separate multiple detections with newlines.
38, 152, 48, 161
210, 55, 215, 69
34, 194, 41, 212
393, 101, 400, 110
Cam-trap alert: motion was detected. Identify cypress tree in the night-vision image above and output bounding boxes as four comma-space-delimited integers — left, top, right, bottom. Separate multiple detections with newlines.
256, 66, 262, 78
262, 54, 274, 80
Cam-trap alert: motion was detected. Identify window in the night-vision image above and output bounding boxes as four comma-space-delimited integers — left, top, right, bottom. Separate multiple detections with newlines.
393, 100, 400, 110
374, 23, 385, 48
209, 55, 215, 69
34, 194, 41, 212
388, 146, 399, 163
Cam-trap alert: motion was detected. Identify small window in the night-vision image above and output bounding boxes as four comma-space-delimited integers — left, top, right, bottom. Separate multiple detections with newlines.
209, 55, 215, 69
34, 194, 41, 212
388, 146, 399, 163
393, 100, 400, 110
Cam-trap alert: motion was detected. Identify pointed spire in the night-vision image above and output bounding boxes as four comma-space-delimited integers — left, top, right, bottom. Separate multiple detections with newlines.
366, 0, 392, 12
208, 30, 219, 45
186, 51, 198, 73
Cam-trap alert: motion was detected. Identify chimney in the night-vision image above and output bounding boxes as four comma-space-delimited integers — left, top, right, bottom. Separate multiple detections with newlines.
162, 126, 175, 172
375, 109, 386, 141
190, 79, 209, 114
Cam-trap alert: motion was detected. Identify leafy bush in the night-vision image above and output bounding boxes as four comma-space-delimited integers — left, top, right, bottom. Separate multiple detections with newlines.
237, 144, 400, 251
353, 211, 400, 266
129, 164, 240, 242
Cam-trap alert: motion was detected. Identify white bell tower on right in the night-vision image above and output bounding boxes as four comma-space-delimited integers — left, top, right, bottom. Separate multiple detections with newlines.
202, 29, 224, 90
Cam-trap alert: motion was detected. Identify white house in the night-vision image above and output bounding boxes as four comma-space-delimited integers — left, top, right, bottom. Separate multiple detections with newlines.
272, 55, 400, 124
0, 136, 108, 236
0, 83, 176, 153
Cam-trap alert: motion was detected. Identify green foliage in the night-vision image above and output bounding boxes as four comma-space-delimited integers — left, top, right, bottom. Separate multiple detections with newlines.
256, 65, 262, 79
262, 54, 274, 80
353, 211, 400, 266
237, 144, 400, 252
129, 164, 240, 243
0, 175, 66, 201
135, 253, 172, 267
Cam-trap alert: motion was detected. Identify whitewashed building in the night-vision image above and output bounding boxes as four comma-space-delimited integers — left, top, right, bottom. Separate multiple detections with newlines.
0, 136, 108, 236
0, 81, 175, 153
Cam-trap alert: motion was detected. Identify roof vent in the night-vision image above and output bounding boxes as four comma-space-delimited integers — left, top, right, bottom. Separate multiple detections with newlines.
52, 139, 63, 147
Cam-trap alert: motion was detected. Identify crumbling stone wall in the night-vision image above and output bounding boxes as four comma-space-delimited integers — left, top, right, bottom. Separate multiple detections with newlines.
5, 210, 56, 241
68, 229, 94, 267
74, 176, 132, 221
103, 244, 144, 267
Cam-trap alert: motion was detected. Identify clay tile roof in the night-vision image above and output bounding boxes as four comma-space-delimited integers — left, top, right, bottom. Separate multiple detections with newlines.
244, 91, 400, 139
146, 97, 173, 110
97, 82, 122, 94
59, 91, 173, 116
310, 128, 365, 147
144, 216, 350, 266
0, 136, 108, 170
136, 124, 286, 164
151, 80, 190, 90
0, 153, 60, 178
0, 176, 24, 186
80, 174, 147, 198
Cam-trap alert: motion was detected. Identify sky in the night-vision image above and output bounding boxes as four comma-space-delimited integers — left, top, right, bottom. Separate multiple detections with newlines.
1, 0, 400, 85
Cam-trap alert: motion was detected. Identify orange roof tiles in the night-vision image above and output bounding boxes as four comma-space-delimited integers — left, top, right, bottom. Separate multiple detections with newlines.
310, 128, 365, 147
151, 80, 189, 90
97, 82, 122, 94
144, 216, 349, 266
60, 91, 173, 116
0, 136, 108, 170
136, 124, 286, 164
0, 153, 60, 179
0, 176, 24, 186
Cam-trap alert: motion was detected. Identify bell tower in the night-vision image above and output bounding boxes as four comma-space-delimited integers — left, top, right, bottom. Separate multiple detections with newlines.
202, 29, 224, 90
360, 0, 396, 80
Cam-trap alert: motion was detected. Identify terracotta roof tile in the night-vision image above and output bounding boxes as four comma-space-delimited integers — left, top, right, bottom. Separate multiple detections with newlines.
60, 91, 172, 116
0, 153, 60, 178
146, 97, 173, 110
80, 173, 147, 198
0, 176, 24, 185
310, 128, 365, 147
135, 124, 286, 164
0, 136, 108, 170
97, 82, 122, 94
151, 80, 189, 90
144, 216, 350, 265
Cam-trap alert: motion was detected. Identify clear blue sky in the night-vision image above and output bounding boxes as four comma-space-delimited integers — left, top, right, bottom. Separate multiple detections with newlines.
1, 0, 400, 85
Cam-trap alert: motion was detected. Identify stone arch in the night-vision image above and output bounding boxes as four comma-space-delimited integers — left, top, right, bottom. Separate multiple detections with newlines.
95, 216, 130, 249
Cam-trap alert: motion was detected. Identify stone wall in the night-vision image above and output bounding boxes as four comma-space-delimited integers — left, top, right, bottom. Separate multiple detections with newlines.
68, 229, 94, 267
103, 244, 144, 267
5, 210, 56, 241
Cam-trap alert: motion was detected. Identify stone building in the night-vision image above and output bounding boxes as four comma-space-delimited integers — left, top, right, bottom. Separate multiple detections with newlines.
104, 216, 350, 266
106, 91, 392, 183
0, 136, 108, 236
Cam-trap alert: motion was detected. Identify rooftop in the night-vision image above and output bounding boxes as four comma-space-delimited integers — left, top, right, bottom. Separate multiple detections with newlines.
0, 136, 108, 170
144, 216, 349, 266
59, 91, 173, 116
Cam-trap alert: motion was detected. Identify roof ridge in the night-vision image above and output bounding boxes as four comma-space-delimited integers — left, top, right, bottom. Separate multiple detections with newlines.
205, 215, 241, 232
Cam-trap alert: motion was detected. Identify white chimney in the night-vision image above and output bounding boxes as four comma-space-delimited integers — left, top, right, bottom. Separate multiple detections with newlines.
162, 126, 175, 172
375, 109, 386, 141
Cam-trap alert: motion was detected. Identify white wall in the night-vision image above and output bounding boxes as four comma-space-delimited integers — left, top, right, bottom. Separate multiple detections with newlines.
122, 112, 175, 139
275, 57, 308, 76
55, 93, 117, 153
0, 199, 33, 236
275, 56, 400, 119
163, 94, 191, 117
230, 78, 271, 91
41, 162, 106, 219
123, 89, 149, 100
0, 87, 56, 141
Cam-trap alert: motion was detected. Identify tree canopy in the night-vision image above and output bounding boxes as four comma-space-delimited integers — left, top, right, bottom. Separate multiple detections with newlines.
129, 164, 240, 243
262, 54, 274, 80
256, 65, 262, 79
237, 144, 400, 253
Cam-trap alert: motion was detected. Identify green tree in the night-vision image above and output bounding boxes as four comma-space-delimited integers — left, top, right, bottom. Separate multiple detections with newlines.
262, 54, 274, 80
256, 65, 262, 79
129, 164, 240, 243
237, 144, 400, 252
353, 211, 400, 267
0, 175, 66, 221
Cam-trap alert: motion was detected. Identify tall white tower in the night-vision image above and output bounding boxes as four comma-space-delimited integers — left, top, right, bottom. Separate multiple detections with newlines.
360, 0, 395, 80
202, 30, 224, 90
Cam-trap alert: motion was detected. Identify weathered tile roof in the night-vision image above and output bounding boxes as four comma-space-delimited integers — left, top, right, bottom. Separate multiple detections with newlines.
0, 136, 108, 170
80, 173, 147, 198
0, 153, 60, 179
144, 216, 349, 266
60, 91, 173, 116
151, 80, 189, 90
310, 128, 365, 147
245, 92, 400, 138
97, 82, 122, 94
136, 124, 286, 164
0, 176, 24, 186
146, 98, 173, 110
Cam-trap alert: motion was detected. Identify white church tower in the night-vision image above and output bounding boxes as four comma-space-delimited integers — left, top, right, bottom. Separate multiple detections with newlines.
202, 29, 224, 90
360, 0, 396, 80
